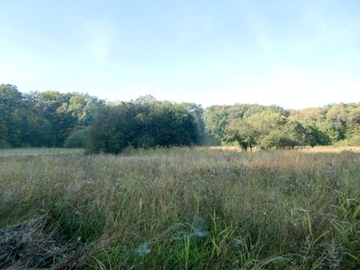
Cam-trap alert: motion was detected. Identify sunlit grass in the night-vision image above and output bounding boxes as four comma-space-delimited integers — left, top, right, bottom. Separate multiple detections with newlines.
298, 145, 360, 153
1, 147, 360, 269
210, 145, 360, 153
0, 147, 84, 157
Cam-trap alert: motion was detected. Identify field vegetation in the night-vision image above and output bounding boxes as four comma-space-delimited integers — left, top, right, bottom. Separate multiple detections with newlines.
1, 146, 360, 269
2, 84, 360, 153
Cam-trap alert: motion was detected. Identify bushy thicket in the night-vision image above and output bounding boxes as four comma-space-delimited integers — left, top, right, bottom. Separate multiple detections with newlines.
203, 103, 360, 150
87, 97, 199, 154
2, 83, 360, 151
0, 84, 105, 148
64, 128, 91, 148
349, 135, 360, 146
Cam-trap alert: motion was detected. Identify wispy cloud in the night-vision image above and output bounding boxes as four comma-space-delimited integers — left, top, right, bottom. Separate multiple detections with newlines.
288, 24, 360, 52
238, 1, 275, 59
80, 17, 117, 68
0, 25, 79, 55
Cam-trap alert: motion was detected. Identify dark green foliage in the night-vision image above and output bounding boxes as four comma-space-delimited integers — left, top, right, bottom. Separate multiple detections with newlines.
203, 105, 230, 141
303, 124, 331, 147
0, 85, 105, 148
0, 139, 11, 149
88, 103, 135, 154
179, 102, 207, 145
259, 130, 296, 149
64, 128, 91, 148
33, 91, 105, 147
88, 96, 199, 154
0, 84, 23, 147
1, 84, 360, 149
224, 131, 255, 151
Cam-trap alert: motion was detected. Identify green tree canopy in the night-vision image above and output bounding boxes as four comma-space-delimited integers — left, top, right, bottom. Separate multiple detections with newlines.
0, 84, 23, 147
88, 97, 199, 154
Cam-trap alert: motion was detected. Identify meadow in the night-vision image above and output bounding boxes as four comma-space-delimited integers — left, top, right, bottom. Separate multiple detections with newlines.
1, 147, 360, 269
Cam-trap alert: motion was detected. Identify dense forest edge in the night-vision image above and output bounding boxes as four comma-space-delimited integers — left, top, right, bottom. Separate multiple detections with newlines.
1, 83, 360, 153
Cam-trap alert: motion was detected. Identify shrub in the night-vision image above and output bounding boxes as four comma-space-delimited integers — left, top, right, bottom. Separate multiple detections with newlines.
349, 135, 360, 146
0, 139, 12, 149
88, 99, 199, 154
64, 128, 91, 148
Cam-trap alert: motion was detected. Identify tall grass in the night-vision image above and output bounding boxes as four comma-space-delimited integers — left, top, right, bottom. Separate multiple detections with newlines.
0, 147, 360, 269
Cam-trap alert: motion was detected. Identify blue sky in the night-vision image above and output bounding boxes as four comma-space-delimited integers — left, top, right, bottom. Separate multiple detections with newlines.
1, 0, 359, 109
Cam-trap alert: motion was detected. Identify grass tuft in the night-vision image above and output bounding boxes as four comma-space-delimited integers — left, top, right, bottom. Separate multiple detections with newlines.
1, 146, 360, 269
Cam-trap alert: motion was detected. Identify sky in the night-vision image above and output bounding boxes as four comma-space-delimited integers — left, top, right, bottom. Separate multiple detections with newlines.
0, 0, 359, 109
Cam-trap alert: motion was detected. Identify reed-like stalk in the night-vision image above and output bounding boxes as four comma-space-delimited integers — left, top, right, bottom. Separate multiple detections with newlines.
0, 147, 359, 269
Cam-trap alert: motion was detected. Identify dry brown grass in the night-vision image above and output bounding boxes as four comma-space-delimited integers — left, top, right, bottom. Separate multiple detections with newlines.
1, 147, 360, 269
209, 145, 360, 153
0, 215, 77, 269
299, 145, 360, 153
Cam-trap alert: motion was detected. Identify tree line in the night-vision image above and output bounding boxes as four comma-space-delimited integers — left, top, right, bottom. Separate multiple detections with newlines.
88, 95, 200, 154
204, 102, 360, 150
0, 84, 105, 148
1, 84, 360, 153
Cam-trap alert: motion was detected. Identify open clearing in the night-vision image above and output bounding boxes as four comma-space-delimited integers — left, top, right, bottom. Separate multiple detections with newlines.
0, 146, 360, 269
